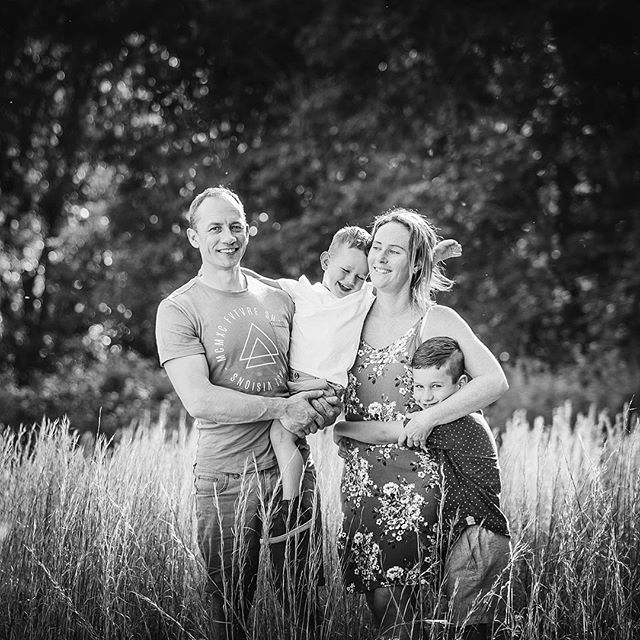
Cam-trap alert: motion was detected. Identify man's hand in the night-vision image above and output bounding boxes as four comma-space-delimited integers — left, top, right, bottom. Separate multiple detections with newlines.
398, 412, 437, 449
311, 393, 342, 429
279, 390, 326, 437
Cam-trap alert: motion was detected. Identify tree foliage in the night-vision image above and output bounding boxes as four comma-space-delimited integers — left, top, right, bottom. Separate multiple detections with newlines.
0, 0, 638, 426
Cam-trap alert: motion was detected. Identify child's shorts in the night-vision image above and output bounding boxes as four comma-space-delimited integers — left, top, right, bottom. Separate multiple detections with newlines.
288, 369, 344, 400
443, 525, 511, 626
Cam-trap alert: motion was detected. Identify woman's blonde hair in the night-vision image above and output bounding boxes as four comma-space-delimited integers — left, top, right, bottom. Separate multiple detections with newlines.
371, 208, 453, 311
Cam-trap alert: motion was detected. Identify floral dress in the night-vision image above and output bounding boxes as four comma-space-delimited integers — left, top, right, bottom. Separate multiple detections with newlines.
340, 319, 441, 593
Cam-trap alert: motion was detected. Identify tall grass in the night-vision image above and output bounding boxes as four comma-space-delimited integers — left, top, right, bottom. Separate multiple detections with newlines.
0, 403, 638, 639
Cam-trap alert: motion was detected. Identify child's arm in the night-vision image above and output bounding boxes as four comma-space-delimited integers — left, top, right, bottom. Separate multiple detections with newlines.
434, 239, 462, 263
333, 419, 403, 445
242, 267, 282, 289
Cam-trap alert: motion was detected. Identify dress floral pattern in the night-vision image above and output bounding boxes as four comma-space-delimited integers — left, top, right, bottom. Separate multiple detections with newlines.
340, 320, 441, 592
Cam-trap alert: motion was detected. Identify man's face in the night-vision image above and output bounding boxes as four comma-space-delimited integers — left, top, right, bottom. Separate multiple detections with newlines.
187, 196, 249, 270
412, 365, 462, 409
321, 245, 369, 298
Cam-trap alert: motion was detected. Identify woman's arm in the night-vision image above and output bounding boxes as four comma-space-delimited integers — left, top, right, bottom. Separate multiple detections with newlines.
402, 305, 508, 447
333, 419, 404, 445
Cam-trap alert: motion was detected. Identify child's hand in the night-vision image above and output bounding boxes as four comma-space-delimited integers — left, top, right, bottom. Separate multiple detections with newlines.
434, 239, 462, 263
333, 422, 352, 459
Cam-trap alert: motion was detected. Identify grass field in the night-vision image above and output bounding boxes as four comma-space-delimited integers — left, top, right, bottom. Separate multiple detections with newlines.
0, 403, 638, 639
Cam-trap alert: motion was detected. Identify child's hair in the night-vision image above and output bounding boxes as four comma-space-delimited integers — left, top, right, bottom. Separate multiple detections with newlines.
411, 336, 465, 381
188, 186, 245, 229
328, 225, 372, 254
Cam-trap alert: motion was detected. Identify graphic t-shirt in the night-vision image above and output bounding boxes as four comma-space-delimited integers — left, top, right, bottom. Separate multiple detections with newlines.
427, 413, 510, 543
155, 275, 294, 473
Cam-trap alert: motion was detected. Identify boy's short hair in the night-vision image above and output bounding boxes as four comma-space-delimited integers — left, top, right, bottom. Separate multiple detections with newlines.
328, 225, 372, 254
411, 336, 465, 381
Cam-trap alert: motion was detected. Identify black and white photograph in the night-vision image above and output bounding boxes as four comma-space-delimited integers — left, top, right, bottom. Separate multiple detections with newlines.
1, 2, 638, 639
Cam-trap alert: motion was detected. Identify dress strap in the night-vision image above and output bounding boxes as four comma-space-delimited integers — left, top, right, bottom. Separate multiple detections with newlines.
418, 303, 435, 342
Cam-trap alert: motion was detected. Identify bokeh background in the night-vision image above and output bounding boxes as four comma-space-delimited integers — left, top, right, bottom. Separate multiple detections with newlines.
1, 0, 638, 436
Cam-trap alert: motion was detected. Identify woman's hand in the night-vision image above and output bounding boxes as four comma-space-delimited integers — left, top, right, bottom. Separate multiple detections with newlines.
398, 411, 437, 448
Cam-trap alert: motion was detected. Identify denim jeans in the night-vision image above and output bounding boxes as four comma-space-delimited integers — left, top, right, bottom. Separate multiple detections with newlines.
194, 461, 320, 623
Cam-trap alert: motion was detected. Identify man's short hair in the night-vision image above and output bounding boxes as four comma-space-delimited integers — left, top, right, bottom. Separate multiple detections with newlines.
327, 225, 372, 254
411, 336, 465, 381
188, 186, 245, 229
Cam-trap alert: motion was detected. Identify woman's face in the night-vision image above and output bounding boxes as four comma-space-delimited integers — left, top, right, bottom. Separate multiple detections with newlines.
368, 221, 413, 293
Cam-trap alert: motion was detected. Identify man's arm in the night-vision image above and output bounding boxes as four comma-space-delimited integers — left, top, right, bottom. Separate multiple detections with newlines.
164, 353, 336, 436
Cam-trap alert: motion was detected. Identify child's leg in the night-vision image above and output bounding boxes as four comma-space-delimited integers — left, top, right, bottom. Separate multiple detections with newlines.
443, 526, 511, 638
270, 419, 304, 499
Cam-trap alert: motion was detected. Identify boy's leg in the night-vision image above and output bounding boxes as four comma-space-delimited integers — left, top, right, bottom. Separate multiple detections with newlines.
443, 526, 511, 639
270, 419, 304, 500
268, 462, 323, 631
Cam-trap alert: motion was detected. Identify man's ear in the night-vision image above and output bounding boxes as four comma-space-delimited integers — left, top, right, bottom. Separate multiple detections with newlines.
320, 251, 330, 271
457, 374, 469, 390
186, 227, 199, 249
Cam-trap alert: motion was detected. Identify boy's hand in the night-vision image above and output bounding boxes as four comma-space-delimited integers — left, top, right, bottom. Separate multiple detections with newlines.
433, 239, 462, 263
333, 422, 351, 459
399, 413, 437, 448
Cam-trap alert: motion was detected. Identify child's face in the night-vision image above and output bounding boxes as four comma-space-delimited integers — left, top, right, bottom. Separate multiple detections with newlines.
412, 365, 463, 408
321, 245, 369, 298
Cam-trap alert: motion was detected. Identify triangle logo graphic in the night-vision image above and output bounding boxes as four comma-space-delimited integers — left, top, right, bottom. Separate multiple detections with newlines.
239, 323, 279, 369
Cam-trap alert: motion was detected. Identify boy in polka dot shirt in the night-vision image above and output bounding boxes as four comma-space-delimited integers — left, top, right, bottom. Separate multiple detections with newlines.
411, 336, 511, 640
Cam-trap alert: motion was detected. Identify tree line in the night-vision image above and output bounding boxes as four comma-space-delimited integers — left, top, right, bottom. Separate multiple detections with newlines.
1, 0, 638, 428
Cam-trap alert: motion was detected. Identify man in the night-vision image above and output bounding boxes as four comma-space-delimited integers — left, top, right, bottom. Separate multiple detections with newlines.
155, 187, 339, 638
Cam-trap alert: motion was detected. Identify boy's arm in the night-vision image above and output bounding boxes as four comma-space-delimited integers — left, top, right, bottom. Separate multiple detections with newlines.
333, 419, 404, 445
241, 267, 282, 289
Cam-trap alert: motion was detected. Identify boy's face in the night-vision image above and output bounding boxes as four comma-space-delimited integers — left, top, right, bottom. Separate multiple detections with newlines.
320, 245, 369, 298
412, 365, 465, 408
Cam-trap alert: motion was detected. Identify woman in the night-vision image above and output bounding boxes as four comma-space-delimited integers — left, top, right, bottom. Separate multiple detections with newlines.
334, 208, 508, 638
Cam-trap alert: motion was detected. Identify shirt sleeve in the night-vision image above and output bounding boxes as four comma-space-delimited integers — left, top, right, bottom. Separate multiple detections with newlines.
426, 417, 467, 451
155, 298, 205, 366
276, 277, 301, 300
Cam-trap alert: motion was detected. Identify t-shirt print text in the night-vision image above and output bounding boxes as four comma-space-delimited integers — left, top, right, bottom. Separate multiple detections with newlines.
215, 306, 287, 393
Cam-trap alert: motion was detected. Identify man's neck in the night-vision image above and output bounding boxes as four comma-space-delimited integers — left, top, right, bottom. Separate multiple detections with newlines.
199, 264, 247, 292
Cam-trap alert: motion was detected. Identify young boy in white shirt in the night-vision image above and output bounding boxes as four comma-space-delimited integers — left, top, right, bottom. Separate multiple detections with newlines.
246, 226, 461, 535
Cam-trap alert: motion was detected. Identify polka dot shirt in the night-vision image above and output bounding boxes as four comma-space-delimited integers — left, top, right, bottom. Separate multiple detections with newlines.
427, 413, 510, 543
